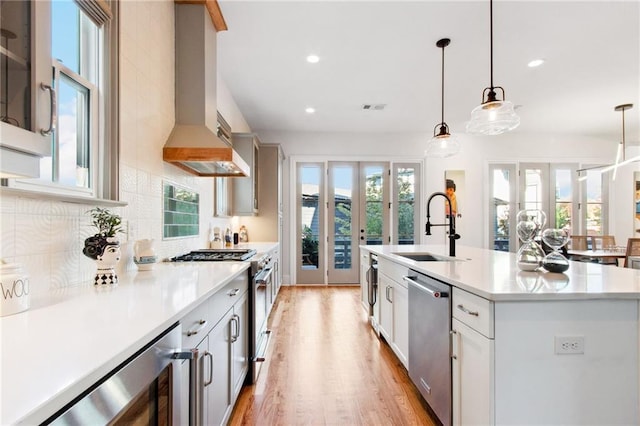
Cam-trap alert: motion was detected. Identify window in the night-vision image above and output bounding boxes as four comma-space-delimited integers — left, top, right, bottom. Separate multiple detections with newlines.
5, 0, 118, 199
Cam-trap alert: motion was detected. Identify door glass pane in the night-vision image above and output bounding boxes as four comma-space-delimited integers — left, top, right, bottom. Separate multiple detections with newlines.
492, 169, 511, 251
301, 165, 320, 269
585, 171, 603, 235
333, 165, 353, 269
364, 165, 384, 245
397, 167, 415, 245
554, 169, 572, 233
524, 168, 544, 211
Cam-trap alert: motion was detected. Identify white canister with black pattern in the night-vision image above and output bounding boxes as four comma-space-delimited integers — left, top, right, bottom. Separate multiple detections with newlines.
0, 262, 30, 317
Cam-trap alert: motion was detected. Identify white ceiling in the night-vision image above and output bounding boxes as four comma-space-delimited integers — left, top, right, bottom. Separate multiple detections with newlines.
217, 1, 640, 146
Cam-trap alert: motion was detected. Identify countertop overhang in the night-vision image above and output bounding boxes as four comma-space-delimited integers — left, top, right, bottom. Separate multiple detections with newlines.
362, 244, 640, 301
1, 241, 278, 425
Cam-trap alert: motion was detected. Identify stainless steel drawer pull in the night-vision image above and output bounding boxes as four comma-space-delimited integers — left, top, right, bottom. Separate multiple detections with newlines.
229, 288, 240, 297
457, 304, 479, 316
187, 319, 208, 336
450, 329, 458, 359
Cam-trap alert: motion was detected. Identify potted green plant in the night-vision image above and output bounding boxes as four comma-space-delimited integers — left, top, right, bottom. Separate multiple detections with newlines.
83, 207, 124, 285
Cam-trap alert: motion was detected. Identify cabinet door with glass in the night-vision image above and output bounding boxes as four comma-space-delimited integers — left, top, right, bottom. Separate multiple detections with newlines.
0, 0, 52, 161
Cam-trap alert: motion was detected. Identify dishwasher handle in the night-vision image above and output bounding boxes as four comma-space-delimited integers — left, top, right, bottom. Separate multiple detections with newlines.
403, 275, 449, 298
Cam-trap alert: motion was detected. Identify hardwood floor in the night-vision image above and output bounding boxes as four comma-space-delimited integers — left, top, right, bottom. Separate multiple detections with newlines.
229, 286, 437, 426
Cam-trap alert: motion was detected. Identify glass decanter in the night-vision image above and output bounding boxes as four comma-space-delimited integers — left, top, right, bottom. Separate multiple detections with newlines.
541, 228, 570, 273
515, 209, 546, 271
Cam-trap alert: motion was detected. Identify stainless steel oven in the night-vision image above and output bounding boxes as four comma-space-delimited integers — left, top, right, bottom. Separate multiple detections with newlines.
170, 248, 274, 385
46, 323, 196, 425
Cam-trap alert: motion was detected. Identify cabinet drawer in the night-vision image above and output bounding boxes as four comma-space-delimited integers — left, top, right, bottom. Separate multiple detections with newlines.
452, 288, 494, 338
181, 297, 213, 348
209, 271, 249, 328
378, 257, 408, 285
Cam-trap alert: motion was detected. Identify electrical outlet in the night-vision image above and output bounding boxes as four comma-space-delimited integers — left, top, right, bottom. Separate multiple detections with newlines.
554, 336, 585, 355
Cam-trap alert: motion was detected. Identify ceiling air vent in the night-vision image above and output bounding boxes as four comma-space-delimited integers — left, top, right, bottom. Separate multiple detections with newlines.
362, 104, 386, 110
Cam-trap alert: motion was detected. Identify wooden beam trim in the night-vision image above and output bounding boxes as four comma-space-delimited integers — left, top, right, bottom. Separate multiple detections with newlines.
175, 0, 228, 32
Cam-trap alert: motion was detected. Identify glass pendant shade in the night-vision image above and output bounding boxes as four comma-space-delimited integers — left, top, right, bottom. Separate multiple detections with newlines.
468, 0, 520, 136
466, 99, 520, 135
425, 133, 460, 158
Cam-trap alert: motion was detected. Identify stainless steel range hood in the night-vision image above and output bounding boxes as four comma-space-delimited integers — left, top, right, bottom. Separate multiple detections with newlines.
163, 3, 249, 177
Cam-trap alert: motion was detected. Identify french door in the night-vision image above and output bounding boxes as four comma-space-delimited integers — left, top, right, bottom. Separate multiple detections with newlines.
488, 163, 582, 252
296, 161, 390, 284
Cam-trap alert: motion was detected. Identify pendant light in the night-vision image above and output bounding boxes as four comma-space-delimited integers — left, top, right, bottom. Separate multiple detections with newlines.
426, 38, 460, 158
577, 104, 637, 181
466, 0, 520, 136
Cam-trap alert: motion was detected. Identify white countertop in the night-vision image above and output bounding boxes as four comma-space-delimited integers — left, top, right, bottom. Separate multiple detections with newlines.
0, 257, 262, 425
363, 244, 640, 301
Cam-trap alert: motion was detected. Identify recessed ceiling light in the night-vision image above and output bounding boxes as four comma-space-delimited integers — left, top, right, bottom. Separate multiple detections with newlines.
305, 107, 316, 114
306, 55, 320, 63
528, 59, 545, 68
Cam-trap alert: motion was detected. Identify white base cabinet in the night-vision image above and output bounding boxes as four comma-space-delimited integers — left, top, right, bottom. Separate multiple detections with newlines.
451, 318, 494, 426
377, 257, 409, 368
391, 279, 408, 368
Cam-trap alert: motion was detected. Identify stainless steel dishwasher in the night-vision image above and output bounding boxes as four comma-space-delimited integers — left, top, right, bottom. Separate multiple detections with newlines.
405, 269, 452, 426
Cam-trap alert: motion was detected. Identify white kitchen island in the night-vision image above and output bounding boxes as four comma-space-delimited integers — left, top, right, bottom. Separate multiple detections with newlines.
363, 244, 640, 426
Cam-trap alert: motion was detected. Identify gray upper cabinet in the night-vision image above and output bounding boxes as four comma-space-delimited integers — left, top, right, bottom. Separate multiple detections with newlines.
232, 132, 259, 215
0, 0, 53, 177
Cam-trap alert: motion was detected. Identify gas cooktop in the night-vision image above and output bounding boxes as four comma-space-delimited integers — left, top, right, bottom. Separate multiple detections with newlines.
171, 248, 257, 262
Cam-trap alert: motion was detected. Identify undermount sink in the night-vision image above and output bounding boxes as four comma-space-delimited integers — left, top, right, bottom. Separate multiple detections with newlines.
393, 252, 464, 262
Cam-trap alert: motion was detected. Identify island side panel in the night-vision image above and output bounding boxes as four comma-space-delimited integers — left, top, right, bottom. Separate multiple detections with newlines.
494, 299, 639, 425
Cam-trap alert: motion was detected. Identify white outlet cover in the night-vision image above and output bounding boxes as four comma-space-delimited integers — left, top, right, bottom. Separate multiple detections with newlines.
554, 336, 585, 355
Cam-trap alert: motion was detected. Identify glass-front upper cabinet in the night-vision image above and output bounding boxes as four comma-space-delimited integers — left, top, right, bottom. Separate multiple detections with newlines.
0, 0, 52, 169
